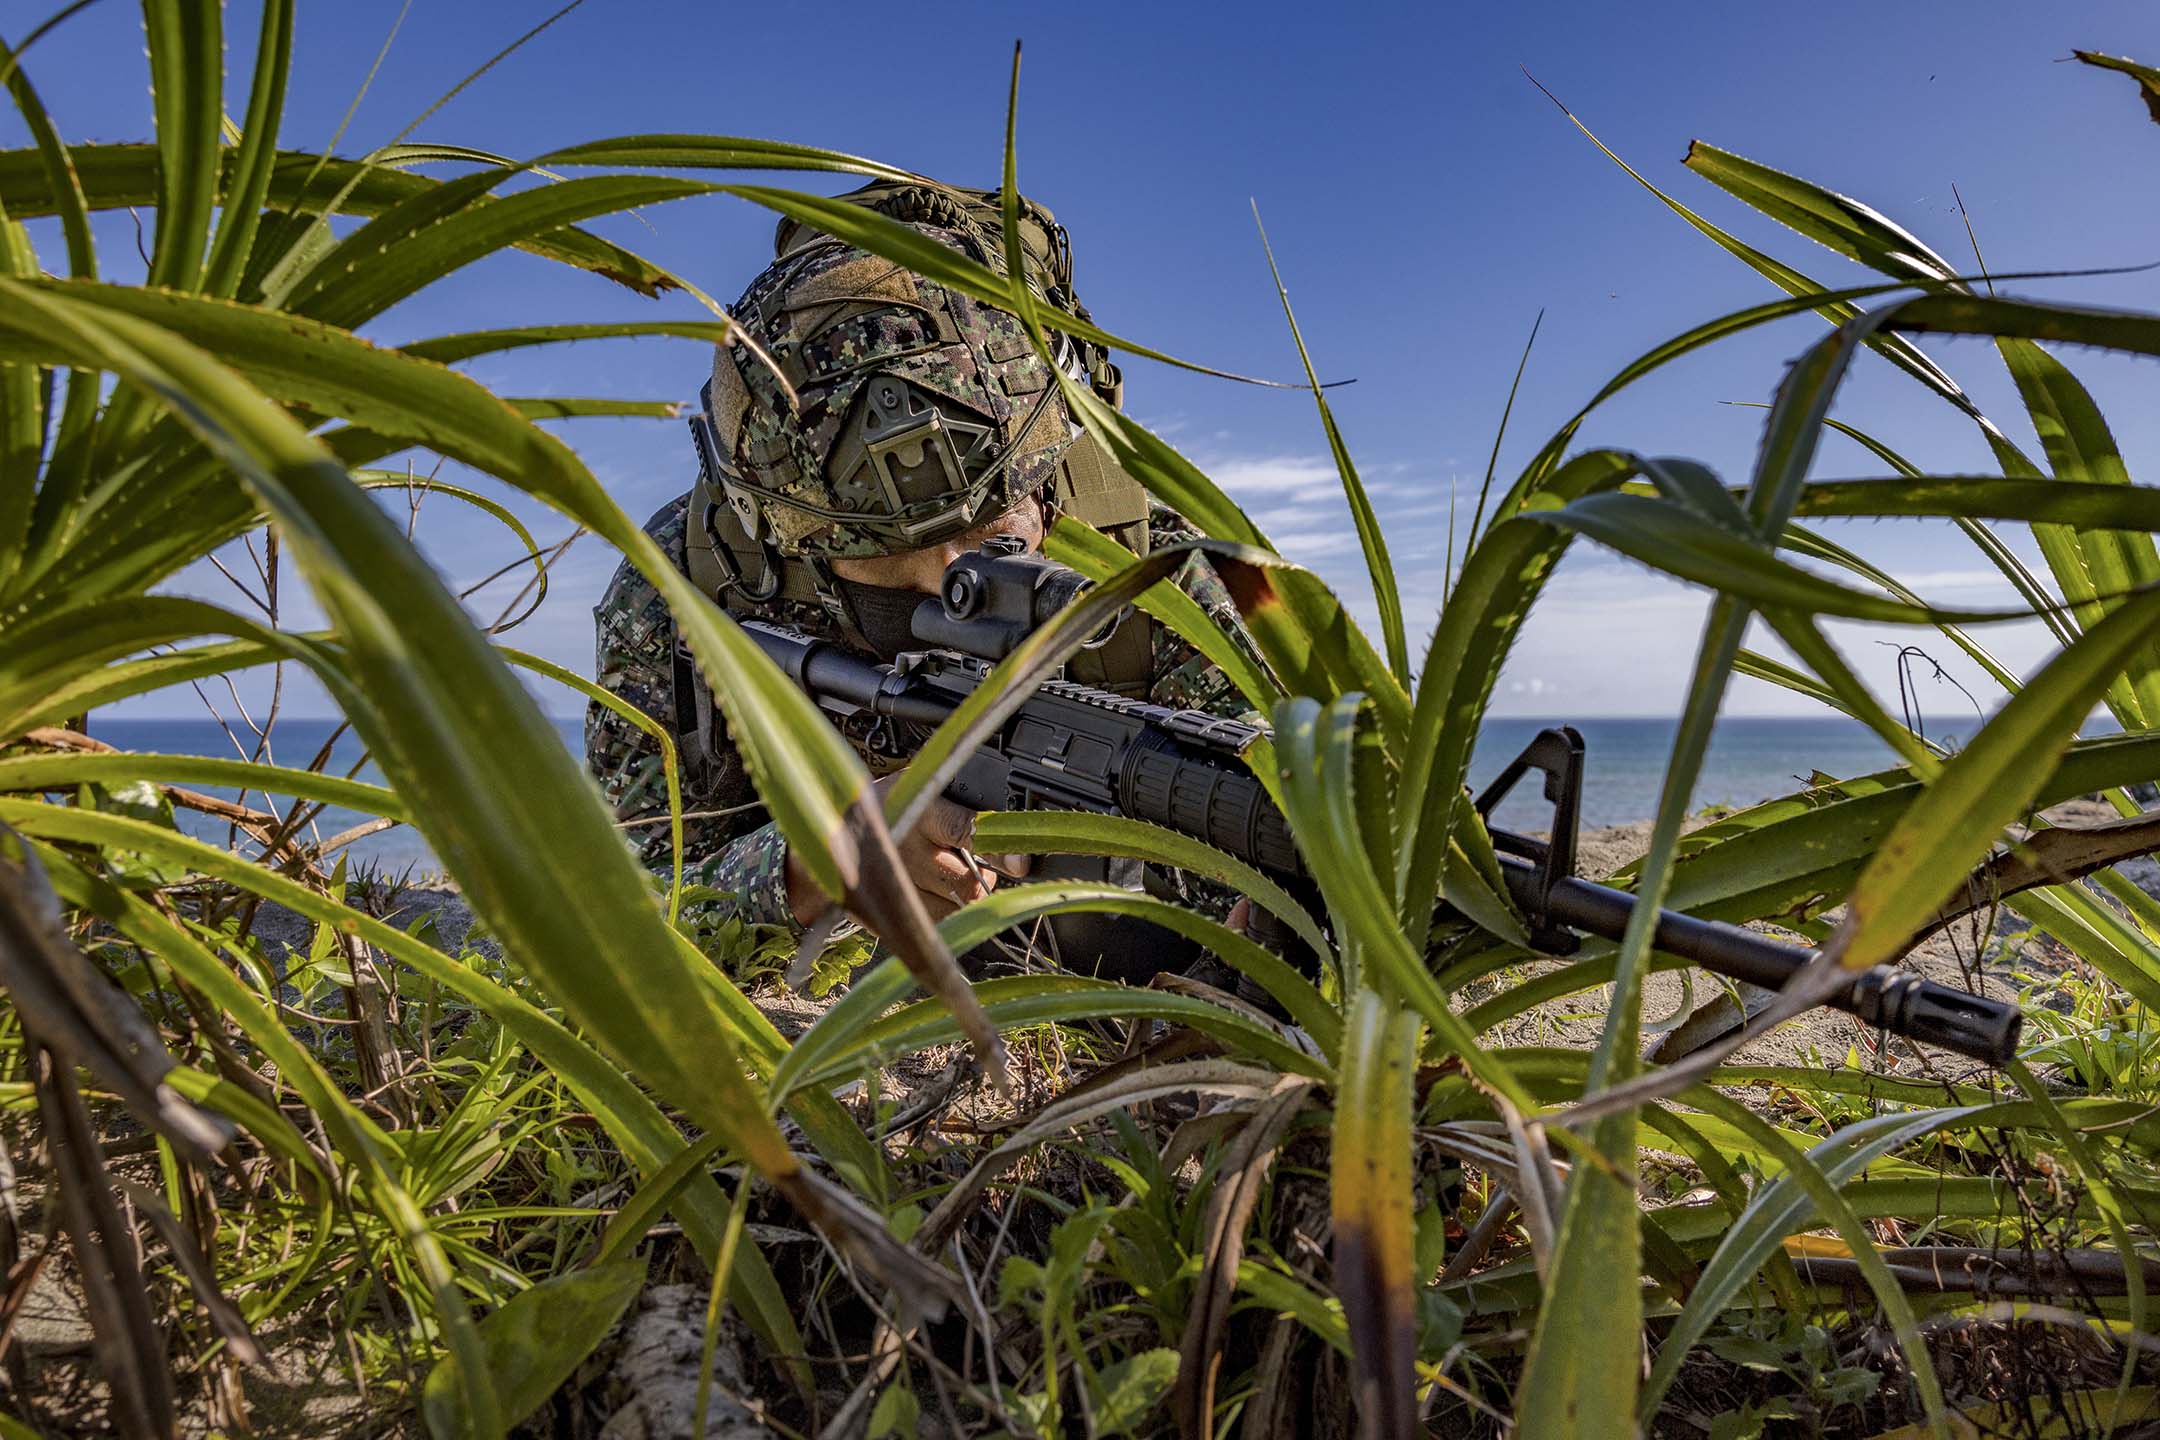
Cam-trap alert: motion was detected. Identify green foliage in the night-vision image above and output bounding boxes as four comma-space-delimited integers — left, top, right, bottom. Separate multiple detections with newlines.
421, 1262, 646, 1439
8, 16, 2160, 1440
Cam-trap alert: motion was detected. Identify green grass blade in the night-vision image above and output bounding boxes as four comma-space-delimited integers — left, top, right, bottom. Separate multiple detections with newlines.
141, 0, 220, 294
1995, 336, 2160, 717
1053, 369, 1266, 546
1042, 517, 1283, 722
590, 1135, 729, 1269
498, 646, 683, 922
505, 396, 678, 422
1529, 74, 1976, 411
0, 751, 405, 819
1512, 1146, 1641, 1433
0, 221, 40, 590
1790, 475, 2160, 530
35, 841, 502, 1436
1658, 1094, 1951, 1435
283, 172, 721, 329
5, 640, 284, 732
971, 809, 1327, 959
1519, 493, 2017, 622
397, 320, 738, 365
0, 47, 95, 280
2077, 50, 2160, 125
160, 1066, 326, 1189
201, 0, 292, 298
0, 595, 292, 734
1331, 988, 1420, 1439
939, 879, 1334, 1051
812, 966, 1327, 1088
422, 1262, 645, 1439
1274, 696, 1531, 1105
1467, 310, 1542, 541
530, 133, 923, 178
1235, 1261, 1351, 1357
1830, 583, 2160, 972
1251, 203, 1407, 680
1733, 643, 1848, 713
0, 141, 683, 295
1394, 449, 1638, 945
765, 958, 919, 1105
1227, 554, 1409, 744
1520, 565, 1758, 1434
0, 276, 958, 1307
1681, 142, 1962, 284
1, 31, 101, 585
777, 884, 1333, 1102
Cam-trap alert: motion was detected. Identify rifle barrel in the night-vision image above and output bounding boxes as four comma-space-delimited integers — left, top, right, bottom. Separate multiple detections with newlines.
1494, 855, 2021, 1065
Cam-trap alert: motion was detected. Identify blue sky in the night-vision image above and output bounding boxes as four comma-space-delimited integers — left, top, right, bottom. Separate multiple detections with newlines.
15, 0, 2160, 722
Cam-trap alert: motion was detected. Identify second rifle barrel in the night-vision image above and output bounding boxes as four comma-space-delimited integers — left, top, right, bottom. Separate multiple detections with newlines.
1492, 855, 2021, 1065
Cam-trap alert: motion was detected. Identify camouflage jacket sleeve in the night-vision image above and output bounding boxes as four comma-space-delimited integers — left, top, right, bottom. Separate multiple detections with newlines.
1143, 505, 1273, 722
584, 498, 799, 936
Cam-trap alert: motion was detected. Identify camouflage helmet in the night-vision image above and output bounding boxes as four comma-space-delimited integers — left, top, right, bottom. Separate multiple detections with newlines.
698, 185, 1117, 559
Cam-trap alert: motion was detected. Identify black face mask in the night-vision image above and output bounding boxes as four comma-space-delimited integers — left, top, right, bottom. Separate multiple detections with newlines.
834, 577, 932, 664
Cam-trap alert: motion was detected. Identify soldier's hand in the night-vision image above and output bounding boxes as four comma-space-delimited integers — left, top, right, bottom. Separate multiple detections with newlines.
782, 775, 1032, 928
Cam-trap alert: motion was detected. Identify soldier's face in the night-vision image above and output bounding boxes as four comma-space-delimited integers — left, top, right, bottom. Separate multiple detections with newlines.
827, 494, 1047, 595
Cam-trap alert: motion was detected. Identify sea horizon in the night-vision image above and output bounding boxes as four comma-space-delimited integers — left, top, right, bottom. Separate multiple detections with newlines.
63, 711, 1990, 877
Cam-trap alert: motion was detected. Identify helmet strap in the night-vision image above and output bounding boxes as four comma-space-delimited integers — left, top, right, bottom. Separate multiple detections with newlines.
804, 554, 874, 650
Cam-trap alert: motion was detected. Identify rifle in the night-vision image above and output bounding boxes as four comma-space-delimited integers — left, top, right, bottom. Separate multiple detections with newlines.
744, 541, 2021, 1066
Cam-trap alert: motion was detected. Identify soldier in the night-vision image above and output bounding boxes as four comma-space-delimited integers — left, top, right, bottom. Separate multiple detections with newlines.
585, 181, 1266, 977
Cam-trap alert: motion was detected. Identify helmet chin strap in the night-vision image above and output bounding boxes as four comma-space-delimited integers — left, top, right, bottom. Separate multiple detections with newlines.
802, 553, 864, 647
828, 574, 934, 664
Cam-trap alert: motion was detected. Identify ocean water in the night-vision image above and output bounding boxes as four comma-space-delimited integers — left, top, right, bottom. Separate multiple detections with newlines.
1470, 716, 1907, 835
75, 712, 1925, 876
85, 716, 586, 876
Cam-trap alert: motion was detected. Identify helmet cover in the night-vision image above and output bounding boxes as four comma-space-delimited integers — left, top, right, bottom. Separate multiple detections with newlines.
704, 222, 1075, 558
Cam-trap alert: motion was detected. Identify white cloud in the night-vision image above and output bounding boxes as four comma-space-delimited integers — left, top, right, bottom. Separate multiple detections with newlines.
1278, 482, 1342, 505
1135, 411, 1189, 438
1268, 530, 1360, 557
1245, 503, 1333, 531
1207, 454, 1341, 495
1141, 447, 2074, 721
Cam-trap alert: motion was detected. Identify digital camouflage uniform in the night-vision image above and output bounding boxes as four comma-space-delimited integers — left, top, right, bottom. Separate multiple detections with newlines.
584, 495, 1268, 938
584, 181, 1269, 948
